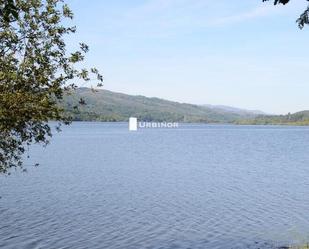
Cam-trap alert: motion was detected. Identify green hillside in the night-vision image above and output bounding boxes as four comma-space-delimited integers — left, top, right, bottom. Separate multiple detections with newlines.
61, 88, 258, 123
236, 111, 309, 126
60, 88, 309, 125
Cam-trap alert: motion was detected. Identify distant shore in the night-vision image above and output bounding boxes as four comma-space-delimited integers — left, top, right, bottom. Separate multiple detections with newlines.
63, 120, 309, 127
61, 88, 309, 126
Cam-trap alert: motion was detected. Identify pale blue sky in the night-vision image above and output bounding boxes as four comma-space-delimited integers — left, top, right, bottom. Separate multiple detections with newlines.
69, 0, 308, 114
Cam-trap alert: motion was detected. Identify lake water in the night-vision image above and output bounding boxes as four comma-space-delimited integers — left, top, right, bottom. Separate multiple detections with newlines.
1, 123, 309, 249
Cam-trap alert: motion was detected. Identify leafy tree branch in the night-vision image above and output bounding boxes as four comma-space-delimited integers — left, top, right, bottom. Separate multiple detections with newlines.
0, 0, 103, 174
263, 0, 309, 29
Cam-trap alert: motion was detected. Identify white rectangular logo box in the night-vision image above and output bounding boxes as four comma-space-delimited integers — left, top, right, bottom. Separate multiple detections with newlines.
129, 117, 138, 131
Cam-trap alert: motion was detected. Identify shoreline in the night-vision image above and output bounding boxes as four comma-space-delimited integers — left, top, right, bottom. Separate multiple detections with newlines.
53, 120, 309, 127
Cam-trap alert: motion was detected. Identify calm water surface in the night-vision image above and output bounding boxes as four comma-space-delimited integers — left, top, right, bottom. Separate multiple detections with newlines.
1, 123, 309, 249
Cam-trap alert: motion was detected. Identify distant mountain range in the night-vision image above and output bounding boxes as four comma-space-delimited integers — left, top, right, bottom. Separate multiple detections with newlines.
61, 88, 309, 125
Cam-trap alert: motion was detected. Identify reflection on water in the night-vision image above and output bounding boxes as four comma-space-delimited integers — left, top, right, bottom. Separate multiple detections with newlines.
1, 123, 309, 249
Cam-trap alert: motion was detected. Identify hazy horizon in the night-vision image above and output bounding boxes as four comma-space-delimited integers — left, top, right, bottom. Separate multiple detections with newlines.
69, 0, 309, 115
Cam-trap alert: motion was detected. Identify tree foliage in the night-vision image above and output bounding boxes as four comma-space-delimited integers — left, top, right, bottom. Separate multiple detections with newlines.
0, 0, 103, 174
0, 0, 18, 22
263, 0, 309, 29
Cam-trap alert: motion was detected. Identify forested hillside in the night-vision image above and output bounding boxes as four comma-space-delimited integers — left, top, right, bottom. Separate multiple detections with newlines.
236, 111, 309, 125
61, 88, 309, 125
61, 88, 259, 123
